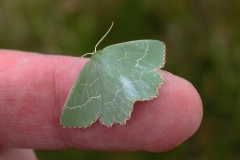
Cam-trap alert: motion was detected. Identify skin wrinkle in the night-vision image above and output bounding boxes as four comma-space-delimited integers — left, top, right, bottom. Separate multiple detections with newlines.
53, 58, 74, 148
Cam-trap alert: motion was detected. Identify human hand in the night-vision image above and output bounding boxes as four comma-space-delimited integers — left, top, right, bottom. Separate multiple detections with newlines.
0, 50, 203, 160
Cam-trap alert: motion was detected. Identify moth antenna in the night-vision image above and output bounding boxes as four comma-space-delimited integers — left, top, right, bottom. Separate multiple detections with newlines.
58, 22, 114, 72
94, 22, 114, 52
57, 52, 93, 72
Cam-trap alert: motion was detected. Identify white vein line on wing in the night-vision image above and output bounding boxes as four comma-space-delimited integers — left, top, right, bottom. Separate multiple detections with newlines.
135, 40, 149, 67
84, 78, 99, 86
65, 95, 101, 109
104, 70, 147, 105
116, 52, 127, 61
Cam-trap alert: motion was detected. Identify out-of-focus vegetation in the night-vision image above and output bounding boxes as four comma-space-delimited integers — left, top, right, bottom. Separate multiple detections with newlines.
1, 0, 240, 159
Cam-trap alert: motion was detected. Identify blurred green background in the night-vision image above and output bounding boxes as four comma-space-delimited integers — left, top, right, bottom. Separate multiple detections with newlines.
1, 0, 240, 159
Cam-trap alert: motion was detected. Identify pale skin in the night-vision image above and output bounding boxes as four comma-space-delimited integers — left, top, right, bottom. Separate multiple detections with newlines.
0, 50, 203, 160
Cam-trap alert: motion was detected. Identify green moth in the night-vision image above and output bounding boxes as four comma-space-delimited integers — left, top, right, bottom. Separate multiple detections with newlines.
60, 40, 166, 128
60, 25, 166, 128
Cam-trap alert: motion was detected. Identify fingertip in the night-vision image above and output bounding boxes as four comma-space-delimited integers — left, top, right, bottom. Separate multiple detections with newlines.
127, 70, 203, 152
149, 70, 203, 151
